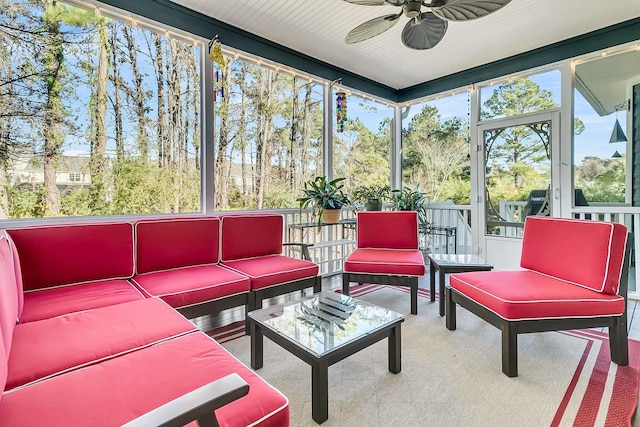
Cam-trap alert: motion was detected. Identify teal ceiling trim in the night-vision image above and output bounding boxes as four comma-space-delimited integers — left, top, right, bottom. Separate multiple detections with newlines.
398, 17, 640, 103
96, 0, 399, 102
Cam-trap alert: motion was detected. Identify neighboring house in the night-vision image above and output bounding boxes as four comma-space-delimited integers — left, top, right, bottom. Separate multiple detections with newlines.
228, 162, 255, 193
9, 152, 92, 193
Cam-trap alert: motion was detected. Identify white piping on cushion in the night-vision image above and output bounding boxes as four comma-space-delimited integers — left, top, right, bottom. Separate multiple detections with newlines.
524, 217, 622, 293
134, 217, 221, 274
219, 214, 284, 262
7, 329, 198, 393
199, 331, 290, 427
221, 262, 318, 280
343, 270, 423, 278
130, 276, 250, 299
450, 274, 625, 321
22, 280, 145, 299
132, 262, 236, 277
168, 290, 249, 310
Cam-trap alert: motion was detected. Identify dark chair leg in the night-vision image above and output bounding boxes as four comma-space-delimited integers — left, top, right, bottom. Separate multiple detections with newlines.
410, 282, 418, 315
245, 292, 257, 335
314, 275, 322, 294
342, 273, 351, 296
501, 321, 518, 377
445, 287, 456, 331
609, 316, 629, 366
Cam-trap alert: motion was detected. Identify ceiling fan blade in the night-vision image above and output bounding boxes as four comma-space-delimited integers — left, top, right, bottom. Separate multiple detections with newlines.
401, 12, 447, 50
345, 13, 402, 44
343, 0, 407, 5
342, 0, 392, 5
431, 0, 512, 21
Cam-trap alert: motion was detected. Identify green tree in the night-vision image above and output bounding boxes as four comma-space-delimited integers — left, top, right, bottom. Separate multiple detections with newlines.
334, 117, 390, 193
481, 78, 584, 220
403, 104, 469, 202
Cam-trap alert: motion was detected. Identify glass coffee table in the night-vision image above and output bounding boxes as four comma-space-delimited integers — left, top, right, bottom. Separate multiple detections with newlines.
248, 291, 403, 424
427, 253, 494, 316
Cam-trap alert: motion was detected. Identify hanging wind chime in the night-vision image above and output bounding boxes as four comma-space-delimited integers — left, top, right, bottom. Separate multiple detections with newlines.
208, 35, 226, 102
336, 92, 347, 132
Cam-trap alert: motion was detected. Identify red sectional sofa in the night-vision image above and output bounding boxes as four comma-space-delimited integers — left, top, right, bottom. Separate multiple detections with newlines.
0, 213, 319, 426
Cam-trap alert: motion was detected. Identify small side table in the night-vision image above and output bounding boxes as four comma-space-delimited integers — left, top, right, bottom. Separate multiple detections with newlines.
428, 254, 493, 316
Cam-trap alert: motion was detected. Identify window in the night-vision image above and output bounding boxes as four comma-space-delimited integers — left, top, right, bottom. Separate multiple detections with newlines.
402, 92, 471, 203
573, 51, 633, 205
1, 1, 201, 218
333, 92, 392, 195
480, 70, 561, 120
213, 59, 324, 210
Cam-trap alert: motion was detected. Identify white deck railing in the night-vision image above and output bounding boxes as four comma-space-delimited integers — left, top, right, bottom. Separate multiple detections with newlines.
423, 202, 473, 255
226, 205, 637, 297
242, 205, 474, 277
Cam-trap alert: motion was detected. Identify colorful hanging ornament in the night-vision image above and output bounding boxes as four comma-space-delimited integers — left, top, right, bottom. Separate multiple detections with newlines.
336, 92, 347, 133
208, 35, 227, 102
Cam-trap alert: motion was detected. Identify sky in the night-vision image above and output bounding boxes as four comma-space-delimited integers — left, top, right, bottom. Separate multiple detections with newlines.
344, 70, 629, 166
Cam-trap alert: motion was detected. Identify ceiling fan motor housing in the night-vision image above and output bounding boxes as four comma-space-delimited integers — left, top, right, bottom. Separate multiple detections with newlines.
403, 1, 422, 18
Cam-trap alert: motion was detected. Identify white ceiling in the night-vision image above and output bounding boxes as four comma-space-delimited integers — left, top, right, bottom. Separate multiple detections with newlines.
170, 0, 640, 90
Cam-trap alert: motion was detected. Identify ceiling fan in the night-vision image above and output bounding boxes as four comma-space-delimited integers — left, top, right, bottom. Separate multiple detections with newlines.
343, 0, 512, 50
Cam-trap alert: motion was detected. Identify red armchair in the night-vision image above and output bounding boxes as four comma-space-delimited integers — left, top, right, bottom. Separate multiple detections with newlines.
446, 216, 631, 377
342, 211, 426, 314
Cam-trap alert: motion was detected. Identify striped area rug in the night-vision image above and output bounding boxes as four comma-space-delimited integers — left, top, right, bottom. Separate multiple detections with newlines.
209, 285, 640, 427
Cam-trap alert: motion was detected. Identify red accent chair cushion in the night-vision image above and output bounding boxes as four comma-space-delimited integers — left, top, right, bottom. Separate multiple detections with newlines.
356, 211, 419, 250
7, 298, 196, 390
449, 270, 625, 321
0, 332, 289, 427
223, 255, 318, 291
8, 223, 135, 291
135, 217, 220, 274
20, 280, 144, 323
220, 214, 283, 261
132, 264, 250, 309
521, 216, 627, 295
344, 248, 425, 276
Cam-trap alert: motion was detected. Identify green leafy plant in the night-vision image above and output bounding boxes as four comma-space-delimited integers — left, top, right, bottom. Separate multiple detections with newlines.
391, 187, 428, 225
297, 176, 355, 228
352, 185, 390, 210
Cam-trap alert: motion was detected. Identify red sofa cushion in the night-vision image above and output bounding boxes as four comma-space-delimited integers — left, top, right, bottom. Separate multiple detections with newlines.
449, 270, 625, 321
132, 264, 250, 309
220, 214, 283, 261
5, 232, 24, 320
222, 255, 318, 291
357, 211, 419, 250
0, 332, 289, 427
135, 217, 220, 274
521, 216, 627, 295
0, 342, 7, 405
8, 223, 135, 291
0, 233, 18, 355
7, 298, 196, 390
344, 248, 425, 276
20, 280, 144, 323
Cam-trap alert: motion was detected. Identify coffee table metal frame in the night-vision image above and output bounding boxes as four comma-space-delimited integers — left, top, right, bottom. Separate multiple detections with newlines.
248, 292, 403, 424
428, 254, 494, 316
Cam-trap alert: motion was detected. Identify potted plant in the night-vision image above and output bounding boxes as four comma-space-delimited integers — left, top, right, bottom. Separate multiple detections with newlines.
352, 185, 390, 211
297, 176, 356, 228
391, 187, 428, 226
